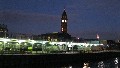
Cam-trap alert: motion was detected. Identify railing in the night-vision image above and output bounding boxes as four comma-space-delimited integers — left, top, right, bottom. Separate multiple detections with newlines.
91, 50, 120, 53
0, 49, 120, 55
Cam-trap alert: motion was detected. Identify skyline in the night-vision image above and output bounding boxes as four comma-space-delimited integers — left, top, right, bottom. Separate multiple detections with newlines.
0, 0, 120, 40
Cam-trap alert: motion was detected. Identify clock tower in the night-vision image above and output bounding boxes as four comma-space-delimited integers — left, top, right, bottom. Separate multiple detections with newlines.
61, 9, 68, 33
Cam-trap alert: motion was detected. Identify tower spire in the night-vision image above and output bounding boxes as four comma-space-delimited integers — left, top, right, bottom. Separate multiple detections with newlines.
64, 6, 66, 10
61, 9, 68, 33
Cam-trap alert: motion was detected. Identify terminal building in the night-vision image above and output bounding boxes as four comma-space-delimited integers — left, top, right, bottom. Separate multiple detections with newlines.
40, 32, 71, 42
33, 9, 72, 41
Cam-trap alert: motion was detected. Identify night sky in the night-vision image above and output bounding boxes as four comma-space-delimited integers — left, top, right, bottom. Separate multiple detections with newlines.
0, 0, 120, 40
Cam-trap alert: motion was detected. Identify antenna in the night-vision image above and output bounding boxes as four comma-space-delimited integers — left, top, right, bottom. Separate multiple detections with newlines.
64, 6, 66, 10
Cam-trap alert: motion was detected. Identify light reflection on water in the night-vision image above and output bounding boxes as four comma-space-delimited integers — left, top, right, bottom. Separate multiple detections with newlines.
60, 57, 119, 68
98, 61, 104, 68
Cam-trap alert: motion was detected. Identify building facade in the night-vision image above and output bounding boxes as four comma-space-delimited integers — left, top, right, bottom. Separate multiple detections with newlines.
0, 24, 8, 38
40, 32, 71, 41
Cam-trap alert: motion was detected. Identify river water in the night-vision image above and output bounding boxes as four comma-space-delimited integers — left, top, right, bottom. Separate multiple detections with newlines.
55, 57, 119, 68
1, 56, 119, 68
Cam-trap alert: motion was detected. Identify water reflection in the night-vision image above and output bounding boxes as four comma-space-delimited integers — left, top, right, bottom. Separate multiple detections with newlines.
69, 66, 72, 68
61, 66, 72, 68
114, 58, 118, 68
83, 63, 90, 68
98, 61, 104, 68
60, 57, 119, 68
114, 58, 118, 64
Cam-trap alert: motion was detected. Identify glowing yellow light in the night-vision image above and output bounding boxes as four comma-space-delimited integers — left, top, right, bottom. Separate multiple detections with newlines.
28, 47, 32, 50
48, 37, 50, 39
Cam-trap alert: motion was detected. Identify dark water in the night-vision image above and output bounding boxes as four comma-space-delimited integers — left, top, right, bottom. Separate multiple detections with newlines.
54, 57, 119, 68
0, 56, 119, 68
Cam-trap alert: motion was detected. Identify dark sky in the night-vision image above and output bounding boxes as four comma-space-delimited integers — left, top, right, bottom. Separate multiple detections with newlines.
0, 0, 120, 40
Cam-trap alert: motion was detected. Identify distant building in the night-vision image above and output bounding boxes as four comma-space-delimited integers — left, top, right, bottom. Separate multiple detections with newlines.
9, 33, 32, 39
0, 24, 8, 38
61, 9, 68, 33
33, 9, 71, 41
83, 39, 100, 44
105, 40, 120, 50
40, 32, 71, 41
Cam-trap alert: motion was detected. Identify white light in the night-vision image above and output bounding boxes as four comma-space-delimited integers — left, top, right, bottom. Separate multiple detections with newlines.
69, 66, 72, 68
98, 61, 104, 68
83, 63, 90, 68
2, 39, 10, 43
30, 40, 36, 44
18, 40, 26, 44
62, 20, 64, 22
114, 58, 118, 64
65, 20, 67, 22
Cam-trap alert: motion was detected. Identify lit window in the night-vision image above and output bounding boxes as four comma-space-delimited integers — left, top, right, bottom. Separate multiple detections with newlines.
65, 20, 67, 22
48, 37, 50, 39
62, 20, 64, 22
62, 28, 63, 31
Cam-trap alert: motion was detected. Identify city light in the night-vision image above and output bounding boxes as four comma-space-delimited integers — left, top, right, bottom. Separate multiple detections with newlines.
0, 37, 107, 54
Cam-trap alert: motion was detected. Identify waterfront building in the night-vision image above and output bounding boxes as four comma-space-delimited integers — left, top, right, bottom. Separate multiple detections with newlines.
61, 9, 68, 33
34, 9, 71, 41
40, 32, 71, 41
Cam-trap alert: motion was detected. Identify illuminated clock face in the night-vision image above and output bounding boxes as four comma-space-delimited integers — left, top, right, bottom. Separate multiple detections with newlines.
65, 20, 67, 22
62, 20, 64, 22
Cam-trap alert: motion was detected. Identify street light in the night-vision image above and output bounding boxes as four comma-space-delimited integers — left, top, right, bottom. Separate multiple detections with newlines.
97, 34, 100, 45
4, 31, 6, 38
71, 42, 73, 53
